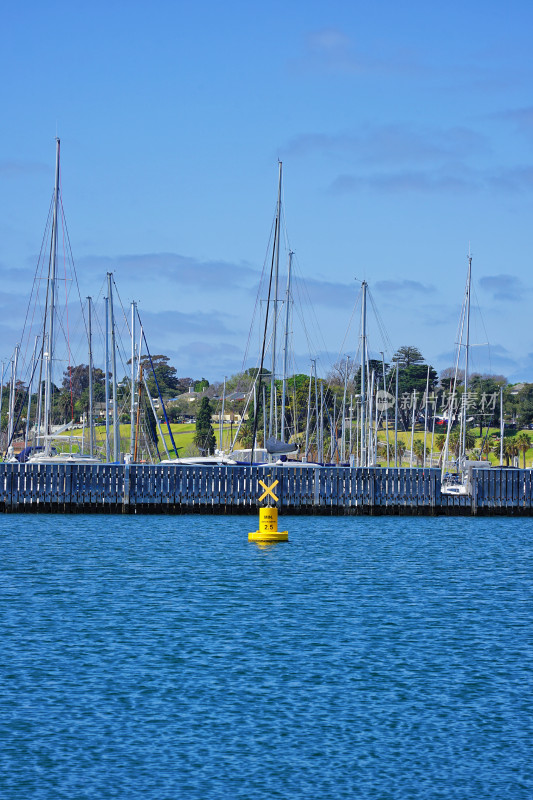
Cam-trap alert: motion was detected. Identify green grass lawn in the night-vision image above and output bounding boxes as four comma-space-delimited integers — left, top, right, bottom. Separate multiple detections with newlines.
373, 426, 533, 467
58, 422, 236, 459
55, 421, 533, 467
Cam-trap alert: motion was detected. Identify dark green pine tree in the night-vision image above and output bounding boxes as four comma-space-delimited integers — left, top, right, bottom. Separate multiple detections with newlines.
194, 397, 216, 455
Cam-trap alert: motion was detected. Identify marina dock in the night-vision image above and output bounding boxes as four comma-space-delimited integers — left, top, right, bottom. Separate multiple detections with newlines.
0, 463, 531, 515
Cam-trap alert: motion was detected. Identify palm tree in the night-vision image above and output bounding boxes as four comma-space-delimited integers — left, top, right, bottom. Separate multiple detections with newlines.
464, 428, 476, 453
494, 436, 519, 467
505, 437, 519, 467
396, 440, 406, 466
413, 438, 429, 466
514, 431, 531, 469
435, 433, 446, 452
449, 427, 476, 458
480, 436, 494, 461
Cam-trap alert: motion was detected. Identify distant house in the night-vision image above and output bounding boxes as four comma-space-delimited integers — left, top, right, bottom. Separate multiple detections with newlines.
179, 388, 203, 403
226, 392, 248, 402
93, 402, 108, 419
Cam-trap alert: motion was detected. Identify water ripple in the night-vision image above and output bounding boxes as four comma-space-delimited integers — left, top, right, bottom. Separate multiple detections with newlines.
0, 514, 531, 799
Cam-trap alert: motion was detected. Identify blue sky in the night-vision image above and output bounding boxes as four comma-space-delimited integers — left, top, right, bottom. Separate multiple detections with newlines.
1, 0, 533, 385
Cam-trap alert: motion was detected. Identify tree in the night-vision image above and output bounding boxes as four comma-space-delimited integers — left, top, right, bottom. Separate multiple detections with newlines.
493, 436, 518, 467
194, 378, 209, 392
435, 428, 475, 459
440, 367, 465, 387
515, 384, 533, 429
176, 377, 194, 393
194, 397, 216, 455
140, 355, 180, 398
515, 431, 531, 469
435, 433, 447, 452
480, 435, 494, 460
449, 428, 475, 458
54, 390, 74, 423
413, 438, 429, 466
396, 440, 406, 465
245, 367, 271, 379
468, 373, 507, 435
395, 364, 438, 431
392, 346, 424, 368
62, 364, 104, 399
326, 356, 358, 387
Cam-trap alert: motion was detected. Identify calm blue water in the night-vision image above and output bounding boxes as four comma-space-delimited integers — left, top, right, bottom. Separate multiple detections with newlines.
0, 514, 531, 800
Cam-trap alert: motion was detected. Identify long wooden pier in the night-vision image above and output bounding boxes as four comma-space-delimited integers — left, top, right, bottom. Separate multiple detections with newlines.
0, 463, 532, 515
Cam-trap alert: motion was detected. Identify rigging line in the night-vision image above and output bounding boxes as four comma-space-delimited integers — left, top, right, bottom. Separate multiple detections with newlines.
59, 179, 89, 340
471, 281, 493, 375
249, 213, 278, 456
291, 256, 335, 363
331, 286, 362, 377
367, 287, 393, 357
111, 277, 138, 402
141, 393, 161, 461
112, 276, 133, 338
20, 196, 54, 366
2, 340, 44, 458
279, 202, 291, 257
38, 196, 56, 415
230, 325, 278, 451
59, 191, 74, 421
241, 215, 277, 371
136, 309, 179, 459
91, 280, 109, 347
290, 262, 321, 351
291, 279, 322, 359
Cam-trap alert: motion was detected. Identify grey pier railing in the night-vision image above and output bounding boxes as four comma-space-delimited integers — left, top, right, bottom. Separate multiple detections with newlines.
0, 463, 532, 515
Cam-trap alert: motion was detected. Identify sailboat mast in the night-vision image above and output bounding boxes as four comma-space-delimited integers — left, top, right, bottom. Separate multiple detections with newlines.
349, 394, 353, 460
25, 337, 40, 449
319, 382, 324, 463
461, 252, 472, 463
423, 365, 430, 469
0, 363, 5, 447
360, 281, 367, 467
305, 360, 313, 460
394, 363, 399, 467
142, 370, 170, 459
87, 297, 94, 458
368, 369, 374, 465
263, 384, 267, 447
219, 376, 226, 452
281, 249, 293, 442
442, 256, 469, 476
381, 353, 390, 468
341, 356, 349, 462
269, 160, 282, 438
409, 388, 416, 467
104, 295, 111, 463
43, 138, 61, 451
499, 386, 504, 466
314, 366, 319, 460
107, 273, 120, 462
130, 301, 136, 457
8, 345, 19, 446
134, 363, 143, 462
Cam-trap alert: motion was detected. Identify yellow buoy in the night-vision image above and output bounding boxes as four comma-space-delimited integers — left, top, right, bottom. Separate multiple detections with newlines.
249, 506, 288, 543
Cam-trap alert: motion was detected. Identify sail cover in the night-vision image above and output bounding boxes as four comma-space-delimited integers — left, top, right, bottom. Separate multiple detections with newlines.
265, 436, 298, 455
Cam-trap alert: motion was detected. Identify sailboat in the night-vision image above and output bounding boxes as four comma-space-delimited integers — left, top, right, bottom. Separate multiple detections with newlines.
440, 251, 490, 495
25, 139, 100, 465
